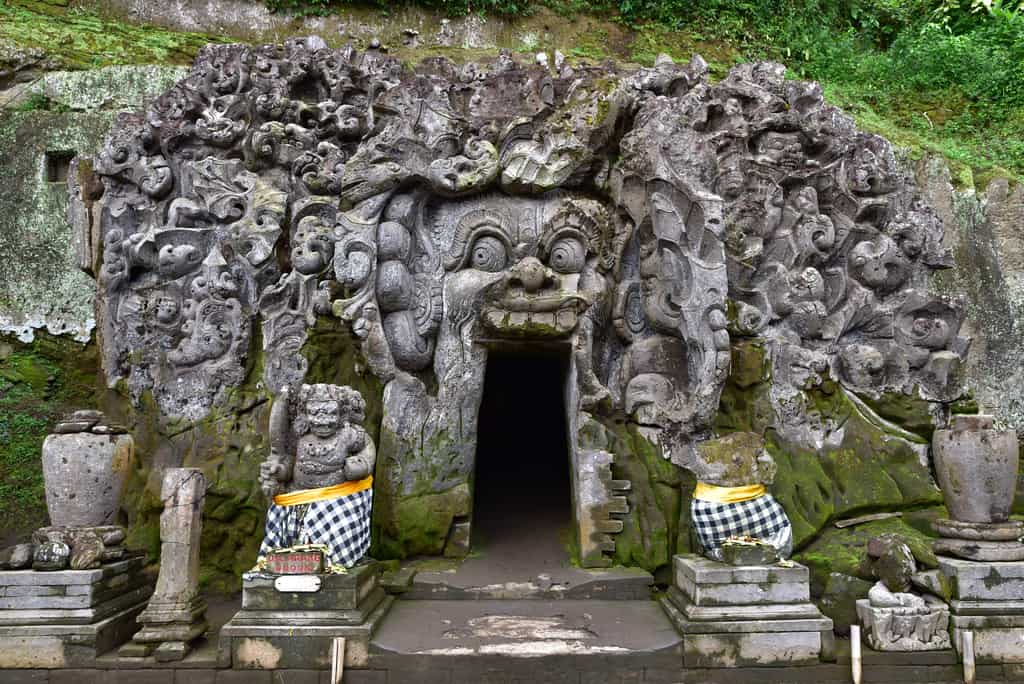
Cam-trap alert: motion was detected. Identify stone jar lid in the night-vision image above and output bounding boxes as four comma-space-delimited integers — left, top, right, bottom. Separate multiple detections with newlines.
53, 409, 128, 435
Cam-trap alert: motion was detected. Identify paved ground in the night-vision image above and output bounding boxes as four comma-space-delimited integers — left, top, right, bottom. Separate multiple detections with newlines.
371, 599, 681, 658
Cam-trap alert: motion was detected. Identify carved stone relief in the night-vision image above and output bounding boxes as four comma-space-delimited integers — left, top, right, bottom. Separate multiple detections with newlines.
77, 39, 969, 566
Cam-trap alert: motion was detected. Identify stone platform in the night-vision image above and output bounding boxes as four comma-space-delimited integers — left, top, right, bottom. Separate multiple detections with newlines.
662, 554, 834, 667
219, 561, 393, 669
0, 556, 153, 667
939, 557, 1024, 664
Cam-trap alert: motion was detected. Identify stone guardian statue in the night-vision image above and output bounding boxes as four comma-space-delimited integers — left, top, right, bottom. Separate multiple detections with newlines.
689, 432, 793, 564
257, 383, 375, 569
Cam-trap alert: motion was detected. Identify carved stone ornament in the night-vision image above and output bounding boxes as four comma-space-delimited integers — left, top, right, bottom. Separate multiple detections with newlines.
857, 534, 951, 651
78, 39, 970, 566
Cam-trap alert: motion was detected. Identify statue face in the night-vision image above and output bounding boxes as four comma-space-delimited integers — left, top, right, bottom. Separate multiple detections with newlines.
756, 131, 804, 169
306, 399, 341, 437
154, 296, 180, 324
435, 193, 606, 338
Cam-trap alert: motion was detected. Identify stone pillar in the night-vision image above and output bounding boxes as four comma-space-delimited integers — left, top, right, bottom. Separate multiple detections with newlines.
121, 467, 208, 661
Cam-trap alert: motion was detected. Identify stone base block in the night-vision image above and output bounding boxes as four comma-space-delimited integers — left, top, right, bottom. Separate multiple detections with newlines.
219, 594, 393, 669
938, 557, 1024, 601
952, 620, 1024, 664
0, 600, 147, 668
241, 561, 381, 612
935, 538, 1024, 562
661, 594, 833, 667
673, 554, 810, 606
856, 599, 952, 651
0, 556, 151, 625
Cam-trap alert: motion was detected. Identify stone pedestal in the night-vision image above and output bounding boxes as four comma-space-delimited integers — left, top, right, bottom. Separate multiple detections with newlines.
932, 519, 1024, 561
120, 467, 207, 661
0, 556, 153, 667
219, 560, 393, 669
939, 557, 1024, 664
661, 554, 833, 667
855, 598, 951, 651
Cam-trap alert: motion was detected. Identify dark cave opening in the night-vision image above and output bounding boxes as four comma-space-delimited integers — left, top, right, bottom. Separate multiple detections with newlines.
471, 349, 574, 559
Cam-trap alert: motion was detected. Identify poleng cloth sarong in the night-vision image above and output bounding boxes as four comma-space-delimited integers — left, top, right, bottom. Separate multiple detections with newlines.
259, 477, 373, 569
691, 484, 792, 559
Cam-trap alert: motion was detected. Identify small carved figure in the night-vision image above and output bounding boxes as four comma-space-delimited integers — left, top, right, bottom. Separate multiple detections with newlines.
689, 432, 793, 563
258, 383, 376, 569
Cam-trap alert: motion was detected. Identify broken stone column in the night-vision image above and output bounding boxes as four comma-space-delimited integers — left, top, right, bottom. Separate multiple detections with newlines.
121, 467, 208, 661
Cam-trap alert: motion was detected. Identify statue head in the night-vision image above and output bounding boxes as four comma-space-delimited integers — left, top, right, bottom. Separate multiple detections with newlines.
294, 383, 366, 438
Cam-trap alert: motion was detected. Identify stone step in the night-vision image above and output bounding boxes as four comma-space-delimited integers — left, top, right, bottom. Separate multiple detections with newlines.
403, 562, 653, 600
370, 598, 681, 670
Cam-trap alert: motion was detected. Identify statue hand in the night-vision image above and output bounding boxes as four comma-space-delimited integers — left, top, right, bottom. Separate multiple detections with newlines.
344, 459, 369, 481
259, 461, 288, 498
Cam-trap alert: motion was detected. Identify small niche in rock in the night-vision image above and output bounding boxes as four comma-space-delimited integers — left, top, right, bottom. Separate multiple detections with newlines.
46, 150, 76, 184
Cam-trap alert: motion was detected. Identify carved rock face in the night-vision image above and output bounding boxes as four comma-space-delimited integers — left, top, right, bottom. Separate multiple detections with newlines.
81, 41, 971, 563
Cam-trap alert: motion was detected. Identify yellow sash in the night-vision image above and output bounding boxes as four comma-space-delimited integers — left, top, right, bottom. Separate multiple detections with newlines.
273, 476, 373, 507
694, 482, 766, 504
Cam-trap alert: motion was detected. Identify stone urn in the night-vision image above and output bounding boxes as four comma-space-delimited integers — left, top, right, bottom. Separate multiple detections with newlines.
41, 410, 133, 527
932, 414, 1019, 523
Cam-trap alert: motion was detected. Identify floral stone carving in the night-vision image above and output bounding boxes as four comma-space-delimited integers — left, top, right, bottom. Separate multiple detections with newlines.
856, 534, 951, 651
76, 39, 970, 566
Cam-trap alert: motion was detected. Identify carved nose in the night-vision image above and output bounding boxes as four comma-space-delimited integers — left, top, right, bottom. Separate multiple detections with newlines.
509, 257, 548, 293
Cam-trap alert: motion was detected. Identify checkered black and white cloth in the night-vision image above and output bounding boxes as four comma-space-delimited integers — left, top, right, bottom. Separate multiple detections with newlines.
259, 487, 373, 569
691, 493, 793, 559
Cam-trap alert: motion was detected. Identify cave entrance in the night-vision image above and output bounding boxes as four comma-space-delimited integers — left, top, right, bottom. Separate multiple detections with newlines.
471, 348, 574, 568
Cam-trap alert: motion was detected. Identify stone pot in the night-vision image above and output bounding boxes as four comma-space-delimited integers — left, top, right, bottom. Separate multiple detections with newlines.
41, 431, 134, 527
932, 415, 1019, 524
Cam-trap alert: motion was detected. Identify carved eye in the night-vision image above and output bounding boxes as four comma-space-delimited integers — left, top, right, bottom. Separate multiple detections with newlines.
469, 236, 507, 272
547, 237, 585, 274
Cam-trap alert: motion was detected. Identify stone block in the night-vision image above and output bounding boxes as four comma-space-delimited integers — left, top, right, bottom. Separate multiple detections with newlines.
241, 562, 380, 612
676, 574, 808, 606
0, 599, 147, 668
0, 557, 144, 587
673, 554, 808, 587
0, 670, 49, 683
339, 671, 388, 684
682, 630, 823, 668
953, 624, 1024, 664
51, 669, 106, 684
220, 594, 393, 670
938, 558, 1024, 601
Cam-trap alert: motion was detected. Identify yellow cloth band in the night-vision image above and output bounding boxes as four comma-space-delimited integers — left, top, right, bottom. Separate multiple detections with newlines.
273, 476, 373, 507
694, 482, 766, 504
